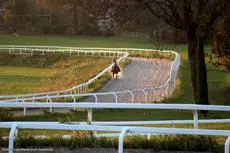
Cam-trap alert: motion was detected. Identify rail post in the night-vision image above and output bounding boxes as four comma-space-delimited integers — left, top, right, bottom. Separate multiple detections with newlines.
225, 136, 230, 153
87, 109, 92, 125
93, 94, 98, 103
21, 99, 26, 116
193, 110, 199, 129
113, 92, 118, 103
71, 95, 76, 110
128, 91, 134, 103
118, 127, 130, 153
87, 108, 93, 138
46, 95, 52, 113
9, 123, 18, 153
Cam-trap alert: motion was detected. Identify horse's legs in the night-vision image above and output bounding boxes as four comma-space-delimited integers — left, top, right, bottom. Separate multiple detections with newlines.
112, 72, 114, 79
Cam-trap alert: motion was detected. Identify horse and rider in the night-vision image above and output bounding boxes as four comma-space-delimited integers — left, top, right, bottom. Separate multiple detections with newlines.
111, 58, 121, 79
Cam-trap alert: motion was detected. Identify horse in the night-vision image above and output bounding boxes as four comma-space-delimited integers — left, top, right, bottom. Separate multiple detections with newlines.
111, 59, 121, 79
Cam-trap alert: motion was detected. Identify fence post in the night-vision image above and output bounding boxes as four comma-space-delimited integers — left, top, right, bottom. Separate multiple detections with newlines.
128, 91, 134, 103
21, 99, 26, 116
93, 94, 98, 103
71, 95, 76, 110
9, 123, 18, 153
225, 136, 230, 153
47, 95, 52, 113
118, 127, 130, 153
193, 110, 199, 129
87, 108, 93, 138
87, 109, 92, 125
113, 92, 118, 103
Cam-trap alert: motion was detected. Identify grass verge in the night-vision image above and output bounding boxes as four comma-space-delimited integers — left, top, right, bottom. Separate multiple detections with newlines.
0, 135, 222, 152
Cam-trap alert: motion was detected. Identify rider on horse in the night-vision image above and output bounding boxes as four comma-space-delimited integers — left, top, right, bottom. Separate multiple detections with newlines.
111, 58, 120, 79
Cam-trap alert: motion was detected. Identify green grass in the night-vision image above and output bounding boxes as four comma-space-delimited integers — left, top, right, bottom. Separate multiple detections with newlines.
36, 56, 111, 93
0, 66, 54, 95
0, 35, 154, 48
0, 35, 229, 138
0, 53, 111, 95
166, 51, 230, 105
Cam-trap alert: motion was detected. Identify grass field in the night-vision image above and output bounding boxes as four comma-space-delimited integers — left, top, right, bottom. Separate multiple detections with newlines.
0, 34, 229, 137
0, 52, 111, 95
0, 66, 54, 95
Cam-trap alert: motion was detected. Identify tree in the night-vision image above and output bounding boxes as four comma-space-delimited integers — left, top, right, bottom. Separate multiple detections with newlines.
109, 0, 229, 115
38, 0, 80, 34
38, 0, 112, 34
212, 10, 230, 70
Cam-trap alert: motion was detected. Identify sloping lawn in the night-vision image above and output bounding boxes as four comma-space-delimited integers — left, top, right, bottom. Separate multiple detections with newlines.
0, 53, 111, 95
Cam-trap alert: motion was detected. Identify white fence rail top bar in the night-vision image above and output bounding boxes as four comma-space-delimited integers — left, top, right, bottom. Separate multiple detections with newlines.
1, 122, 230, 136
1, 119, 230, 126
0, 102, 230, 111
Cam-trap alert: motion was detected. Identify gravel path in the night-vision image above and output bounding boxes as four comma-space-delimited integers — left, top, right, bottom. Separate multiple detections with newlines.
84, 57, 172, 103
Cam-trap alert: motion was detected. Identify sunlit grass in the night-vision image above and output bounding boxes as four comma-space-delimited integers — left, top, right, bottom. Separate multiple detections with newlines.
0, 66, 54, 95
0, 54, 111, 95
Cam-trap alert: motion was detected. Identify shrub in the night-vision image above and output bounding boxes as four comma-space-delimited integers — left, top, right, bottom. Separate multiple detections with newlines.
0, 109, 14, 121
0, 135, 222, 152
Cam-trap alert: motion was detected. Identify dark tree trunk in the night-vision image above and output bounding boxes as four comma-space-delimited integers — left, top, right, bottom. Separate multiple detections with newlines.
187, 28, 209, 116
72, 4, 79, 34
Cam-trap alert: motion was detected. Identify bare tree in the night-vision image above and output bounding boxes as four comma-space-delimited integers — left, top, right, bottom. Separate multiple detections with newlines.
108, 0, 229, 115
212, 9, 230, 70
146, 0, 229, 114
38, 0, 112, 34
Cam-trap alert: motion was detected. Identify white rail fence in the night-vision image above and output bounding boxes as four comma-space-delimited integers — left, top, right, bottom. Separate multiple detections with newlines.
0, 103, 230, 153
1, 102, 230, 130
0, 45, 180, 115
